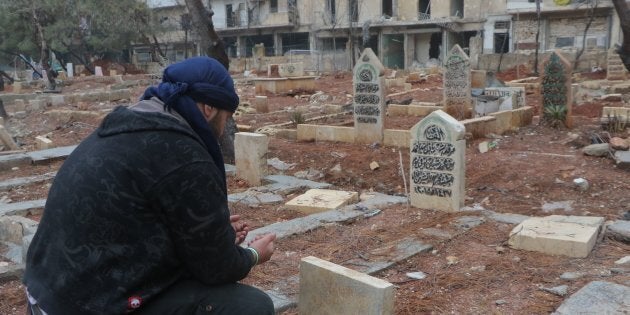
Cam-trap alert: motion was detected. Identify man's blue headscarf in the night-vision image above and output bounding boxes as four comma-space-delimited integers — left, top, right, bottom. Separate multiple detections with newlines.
141, 57, 239, 188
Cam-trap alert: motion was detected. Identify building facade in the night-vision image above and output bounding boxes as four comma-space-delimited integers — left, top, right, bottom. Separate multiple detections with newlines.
137, 0, 620, 71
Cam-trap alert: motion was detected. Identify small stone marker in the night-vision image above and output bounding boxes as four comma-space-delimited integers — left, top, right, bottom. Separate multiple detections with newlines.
443, 44, 471, 120
508, 215, 604, 258
541, 51, 573, 128
35, 136, 53, 150
109, 70, 117, 76
234, 132, 268, 186
353, 48, 385, 144
254, 95, 269, 113
299, 256, 394, 315
285, 189, 358, 214
94, 66, 103, 77
410, 110, 466, 212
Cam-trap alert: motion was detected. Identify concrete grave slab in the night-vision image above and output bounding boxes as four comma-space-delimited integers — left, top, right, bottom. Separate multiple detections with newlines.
344, 237, 433, 274
285, 189, 358, 214
553, 281, 630, 314
27, 145, 77, 164
299, 256, 394, 315
508, 215, 604, 258
0, 199, 46, 217
614, 151, 630, 170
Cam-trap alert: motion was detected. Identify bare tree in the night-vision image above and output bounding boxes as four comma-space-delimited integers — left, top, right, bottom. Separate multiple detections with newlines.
533, 0, 541, 76
183, 0, 236, 163
612, 0, 630, 71
574, 0, 599, 70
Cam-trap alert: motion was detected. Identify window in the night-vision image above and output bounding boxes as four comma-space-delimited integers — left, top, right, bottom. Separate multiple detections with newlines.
382, 0, 393, 17
327, 0, 336, 22
555, 37, 574, 48
494, 33, 510, 53
270, 0, 278, 13
350, 0, 358, 22
226, 4, 235, 27
419, 0, 431, 17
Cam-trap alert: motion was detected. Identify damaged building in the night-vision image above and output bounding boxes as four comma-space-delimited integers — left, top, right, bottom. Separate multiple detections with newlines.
136, 0, 620, 72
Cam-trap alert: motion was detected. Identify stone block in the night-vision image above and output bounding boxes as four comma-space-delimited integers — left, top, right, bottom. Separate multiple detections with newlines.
285, 189, 358, 214
299, 256, 394, 315
489, 110, 513, 134
471, 70, 487, 88
35, 136, 53, 150
297, 124, 317, 141
321, 104, 344, 114
50, 95, 65, 106
511, 106, 534, 128
28, 99, 45, 111
408, 105, 440, 117
386, 105, 408, 117
311, 126, 355, 143
614, 151, 630, 170
403, 83, 412, 91
12, 82, 22, 93
234, 132, 268, 186
508, 215, 604, 258
254, 96, 269, 113
461, 116, 496, 139
0, 217, 24, 244
383, 129, 410, 148
274, 129, 297, 140
278, 63, 304, 77
13, 99, 26, 112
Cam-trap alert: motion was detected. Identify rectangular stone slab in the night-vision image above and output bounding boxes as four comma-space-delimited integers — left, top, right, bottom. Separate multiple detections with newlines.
299, 256, 394, 315
508, 216, 604, 258
285, 189, 358, 214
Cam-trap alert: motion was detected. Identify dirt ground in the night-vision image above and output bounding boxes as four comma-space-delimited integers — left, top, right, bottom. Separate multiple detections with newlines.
0, 66, 629, 314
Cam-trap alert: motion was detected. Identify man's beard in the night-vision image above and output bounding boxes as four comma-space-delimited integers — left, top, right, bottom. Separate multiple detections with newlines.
208, 114, 223, 138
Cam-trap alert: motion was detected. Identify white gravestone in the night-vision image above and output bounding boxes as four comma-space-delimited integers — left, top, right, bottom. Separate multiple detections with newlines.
94, 66, 103, 76
353, 48, 386, 144
443, 44, 471, 120
66, 63, 74, 78
410, 110, 466, 212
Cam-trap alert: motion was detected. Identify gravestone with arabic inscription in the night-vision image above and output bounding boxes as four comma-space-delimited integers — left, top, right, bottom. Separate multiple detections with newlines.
443, 45, 471, 120
353, 48, 385, 144
410, 110, 466, 212
541, 51, 573, 128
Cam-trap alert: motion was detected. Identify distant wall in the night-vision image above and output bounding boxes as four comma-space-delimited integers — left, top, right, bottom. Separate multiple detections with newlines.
477, 50, 608, 73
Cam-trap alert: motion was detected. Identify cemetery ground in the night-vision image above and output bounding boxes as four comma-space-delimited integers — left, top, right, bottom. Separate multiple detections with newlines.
0, 68, 629, 314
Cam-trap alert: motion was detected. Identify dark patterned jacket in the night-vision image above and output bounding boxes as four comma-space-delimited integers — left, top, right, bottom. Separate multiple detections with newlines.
24, 100, 254, 314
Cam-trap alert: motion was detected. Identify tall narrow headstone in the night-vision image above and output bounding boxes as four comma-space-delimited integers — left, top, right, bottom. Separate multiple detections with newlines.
443, 44, 471, 120
410, 110, 465, 212
94, 66, 103, 77
541, 51, 573, 128
353, 48, 385, 144
66, 63, 74, 78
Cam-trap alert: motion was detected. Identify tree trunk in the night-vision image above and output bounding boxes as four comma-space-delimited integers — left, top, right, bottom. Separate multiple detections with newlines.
184, 0, 236, 163
574, 2, 597, 70
31, 6, 56, 90
612, 0, 630, 71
